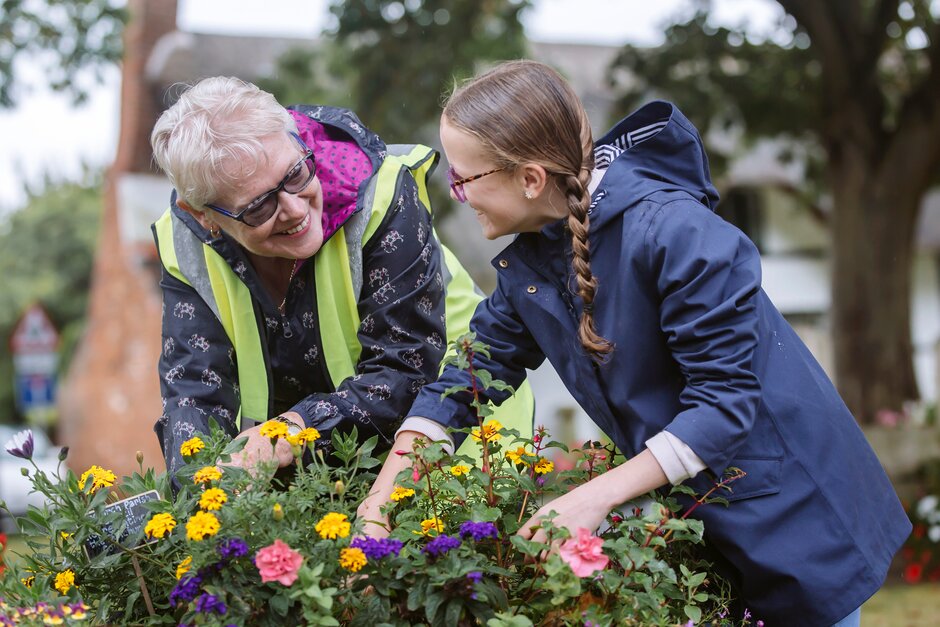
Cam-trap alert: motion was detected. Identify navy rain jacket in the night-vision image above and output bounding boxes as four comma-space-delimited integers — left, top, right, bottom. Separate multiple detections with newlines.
410, 101, 910, 626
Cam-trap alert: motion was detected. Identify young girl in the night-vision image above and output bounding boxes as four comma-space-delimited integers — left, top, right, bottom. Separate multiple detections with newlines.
358, 60, 910, 626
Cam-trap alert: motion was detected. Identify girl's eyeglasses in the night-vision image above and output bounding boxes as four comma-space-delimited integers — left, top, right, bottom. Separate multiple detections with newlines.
204, 132, 316, 227
446, 165, 504, 204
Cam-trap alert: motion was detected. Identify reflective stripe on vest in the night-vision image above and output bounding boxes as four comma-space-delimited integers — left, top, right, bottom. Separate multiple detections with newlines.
155, 144, 534, 444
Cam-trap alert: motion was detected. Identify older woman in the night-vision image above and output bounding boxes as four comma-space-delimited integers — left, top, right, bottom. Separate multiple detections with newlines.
150, 77, 532, 476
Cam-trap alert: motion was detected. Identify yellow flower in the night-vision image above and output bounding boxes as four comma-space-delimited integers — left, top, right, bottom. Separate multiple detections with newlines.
199, 488, 228, 511
471, 419, 504, 443
180, 436, 205, 456
54, 569, 75, 594
176, 556, 192, 579
259, 420, 289, 439
69, 603, 89, 619
389, 486, 416, 502
450, 465, 471, 476
21, 575, 35, 588
193, 466, 222, 484
144, 512, 177, 539
298, 427, 321, 444
186, 511, 221, 541
44, 613, 64, 625
505, 446, 531, 465
416, 517, 444, 536
272, 503, 284, 521
77, 465, 116, 493
533, 458, 554, 475
60, 531, 71, 541
315, 512, 351, 539
339, 547, 367, 572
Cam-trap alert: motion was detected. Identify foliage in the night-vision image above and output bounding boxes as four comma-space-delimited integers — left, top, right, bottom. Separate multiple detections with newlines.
0, 336, 746, 625
0, 174, 103, 423
0, 0, 126, 107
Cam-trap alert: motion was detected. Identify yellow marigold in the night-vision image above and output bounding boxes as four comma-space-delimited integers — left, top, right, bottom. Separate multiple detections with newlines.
176, 556, 192, 579
77, 465, 116, 493
54, 569, 75, 594
315, 512, 351, 539
505, 446, 531, 465
450, 465, 471, 477
533, 458, 555, 475
21, 575, 35, 588
180, 436, 205, 456
186, 511, 221, 541
259, 420, 289, 439
416, 517, 444, 536
144, 512, 177, 539
199, 488, 228, 511
389, 486, 416, 502
339, 547, 367, 572
193, 466, 222, 484
471, 419, 503, 442
298, 427, 320, 443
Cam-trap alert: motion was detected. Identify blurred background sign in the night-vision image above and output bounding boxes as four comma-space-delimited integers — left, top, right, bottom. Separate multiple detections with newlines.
9, 303, 59, 426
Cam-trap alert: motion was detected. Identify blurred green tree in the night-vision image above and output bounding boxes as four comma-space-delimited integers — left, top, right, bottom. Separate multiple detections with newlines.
609, 0, 940, 423
0, 0, 127, 107
0, 174, 102, 422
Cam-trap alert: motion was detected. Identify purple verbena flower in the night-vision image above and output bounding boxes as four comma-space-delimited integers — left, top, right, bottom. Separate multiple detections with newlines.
423, 534, 461, 557
459, 521, 498, 541
217, 537, 249, 561
194, 593, 227, 615
466, 571, 483, 583
351, 536, 403, 560
4, 430, 34, 460
169, 574, 202, 606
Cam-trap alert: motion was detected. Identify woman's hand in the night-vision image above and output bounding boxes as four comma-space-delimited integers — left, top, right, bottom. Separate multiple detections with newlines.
225, 412, 305, 474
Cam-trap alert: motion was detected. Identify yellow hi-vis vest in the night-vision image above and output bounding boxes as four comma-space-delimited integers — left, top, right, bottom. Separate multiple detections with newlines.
154, 144, 533, 456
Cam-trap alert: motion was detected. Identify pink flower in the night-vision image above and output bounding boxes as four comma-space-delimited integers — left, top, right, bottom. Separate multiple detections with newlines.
255, 539, 304, 586
558, 527, 609, 577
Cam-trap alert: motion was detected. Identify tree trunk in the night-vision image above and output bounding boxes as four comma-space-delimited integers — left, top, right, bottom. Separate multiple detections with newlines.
829, 146, 921, 424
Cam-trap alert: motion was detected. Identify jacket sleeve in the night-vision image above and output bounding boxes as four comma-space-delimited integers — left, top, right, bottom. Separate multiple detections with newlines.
288, 171, 447, 448
408, 270, 545, 446
647, 199, 763, 475
155, 265, 241, 474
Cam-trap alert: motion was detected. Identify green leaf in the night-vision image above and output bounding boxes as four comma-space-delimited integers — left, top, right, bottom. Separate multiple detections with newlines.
684, 604, 702, 623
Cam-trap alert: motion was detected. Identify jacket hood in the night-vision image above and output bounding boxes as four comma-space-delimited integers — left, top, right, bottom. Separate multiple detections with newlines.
588, 101, 720, 231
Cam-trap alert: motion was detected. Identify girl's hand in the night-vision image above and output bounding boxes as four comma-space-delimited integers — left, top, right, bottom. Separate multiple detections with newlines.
225, 412, 305, 474
355, 429, 425, 538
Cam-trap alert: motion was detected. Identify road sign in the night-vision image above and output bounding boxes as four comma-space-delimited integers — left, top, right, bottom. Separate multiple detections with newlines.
10, 304, 59, 355
10, 304, 60, 422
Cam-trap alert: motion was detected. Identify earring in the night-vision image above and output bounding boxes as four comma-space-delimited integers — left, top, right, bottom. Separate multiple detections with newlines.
209, 225, 221, 238
524, 190, 533, 200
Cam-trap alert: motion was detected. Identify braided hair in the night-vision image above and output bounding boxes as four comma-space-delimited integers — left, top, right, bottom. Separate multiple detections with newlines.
444, 60, 612, 359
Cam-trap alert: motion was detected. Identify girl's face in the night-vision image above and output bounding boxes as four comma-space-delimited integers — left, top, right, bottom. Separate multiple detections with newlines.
200, 132, 325, 260
440, 117, 563, 240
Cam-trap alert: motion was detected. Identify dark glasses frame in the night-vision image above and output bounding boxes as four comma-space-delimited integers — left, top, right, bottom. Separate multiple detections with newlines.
446, 165, 504, 203
204, 132, 316, 227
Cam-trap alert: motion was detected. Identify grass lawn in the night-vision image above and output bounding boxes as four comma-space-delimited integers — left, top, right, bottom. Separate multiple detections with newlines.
862, 582, 940, 626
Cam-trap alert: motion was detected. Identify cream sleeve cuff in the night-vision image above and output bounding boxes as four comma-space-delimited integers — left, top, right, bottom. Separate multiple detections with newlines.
645, 431, 707, 485
396, 417, 455, 455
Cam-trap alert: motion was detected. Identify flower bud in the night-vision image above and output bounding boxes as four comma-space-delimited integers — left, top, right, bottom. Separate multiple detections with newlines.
136, 451, 144, 465
58, 446, 69, 462
272, 503, 284, 521
334, 480, 345, 496
21, 467, 29, 477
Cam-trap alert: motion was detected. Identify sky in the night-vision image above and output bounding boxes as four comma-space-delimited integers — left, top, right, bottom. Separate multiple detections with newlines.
0, 0, 781, 213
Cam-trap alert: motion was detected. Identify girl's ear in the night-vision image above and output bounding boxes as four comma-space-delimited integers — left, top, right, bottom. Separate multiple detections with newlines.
176, 198, 216, 232
519, 163, 550, 200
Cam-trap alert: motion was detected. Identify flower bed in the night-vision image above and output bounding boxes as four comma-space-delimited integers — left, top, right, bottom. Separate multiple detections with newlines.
1, 336, 746, 626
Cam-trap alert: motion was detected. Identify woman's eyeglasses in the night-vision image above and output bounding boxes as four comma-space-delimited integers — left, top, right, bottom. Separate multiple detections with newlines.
446, 165, 504, 204
204, 132, 317, 227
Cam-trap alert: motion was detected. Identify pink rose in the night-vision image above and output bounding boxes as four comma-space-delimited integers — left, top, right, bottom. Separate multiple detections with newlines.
558, 527, 609, 578
255, 539, 304, 586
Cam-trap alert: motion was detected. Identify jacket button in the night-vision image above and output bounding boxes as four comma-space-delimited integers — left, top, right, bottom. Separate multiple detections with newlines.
498, 259, 509, 268
526, 285, 537, 294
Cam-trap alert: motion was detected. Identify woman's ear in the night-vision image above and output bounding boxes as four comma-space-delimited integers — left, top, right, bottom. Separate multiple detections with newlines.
519, 163, 549, 200
176, 198, 216, 232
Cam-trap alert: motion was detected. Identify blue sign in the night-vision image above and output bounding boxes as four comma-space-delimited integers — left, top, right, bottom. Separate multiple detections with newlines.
15, 373, 57, 413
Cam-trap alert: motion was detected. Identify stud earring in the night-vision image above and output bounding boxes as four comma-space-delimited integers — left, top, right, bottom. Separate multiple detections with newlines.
524, 190, 533, 200
209, 225, 221, 238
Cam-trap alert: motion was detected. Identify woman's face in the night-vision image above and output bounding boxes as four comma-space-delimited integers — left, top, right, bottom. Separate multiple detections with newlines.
205, 132, 325, 259
440, 117, 559, 240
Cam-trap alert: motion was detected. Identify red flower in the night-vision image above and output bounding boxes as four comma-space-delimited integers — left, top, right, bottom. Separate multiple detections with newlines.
904, 563, 923, 584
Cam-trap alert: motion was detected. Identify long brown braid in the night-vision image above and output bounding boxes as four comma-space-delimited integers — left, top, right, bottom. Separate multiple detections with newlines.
444, 60, 612, 359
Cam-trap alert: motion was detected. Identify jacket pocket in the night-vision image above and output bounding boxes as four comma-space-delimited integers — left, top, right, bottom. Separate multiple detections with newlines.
684, 456, 782, 503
